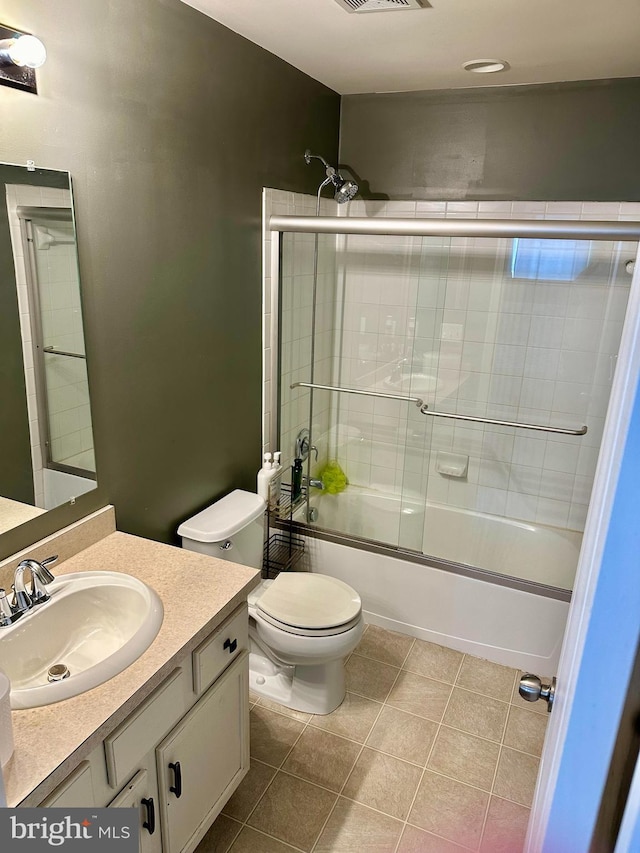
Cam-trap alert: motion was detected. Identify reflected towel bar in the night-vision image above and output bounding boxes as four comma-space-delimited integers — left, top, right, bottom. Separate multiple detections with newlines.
290, 381, 587, 435
42, 346, 86, 360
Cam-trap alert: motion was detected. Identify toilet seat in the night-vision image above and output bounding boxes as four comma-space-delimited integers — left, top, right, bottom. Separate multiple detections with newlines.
254, 608, 362, 637
251, 573, 362, 637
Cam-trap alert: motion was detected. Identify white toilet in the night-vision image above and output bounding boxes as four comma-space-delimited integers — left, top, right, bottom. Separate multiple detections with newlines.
178, 489, 364, 714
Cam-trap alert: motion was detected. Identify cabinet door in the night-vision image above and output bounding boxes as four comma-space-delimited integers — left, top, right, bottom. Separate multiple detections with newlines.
156, 651, 249, 853
109, 769, 162, 853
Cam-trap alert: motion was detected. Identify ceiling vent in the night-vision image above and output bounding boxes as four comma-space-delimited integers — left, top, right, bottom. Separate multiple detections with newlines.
333, 0, 431, 12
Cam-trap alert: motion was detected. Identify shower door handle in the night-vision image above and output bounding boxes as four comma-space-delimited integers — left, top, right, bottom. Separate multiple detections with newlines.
519, 674, 556, 712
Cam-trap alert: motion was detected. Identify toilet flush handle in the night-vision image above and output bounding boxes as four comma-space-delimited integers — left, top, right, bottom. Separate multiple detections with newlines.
219, 540, 233, 551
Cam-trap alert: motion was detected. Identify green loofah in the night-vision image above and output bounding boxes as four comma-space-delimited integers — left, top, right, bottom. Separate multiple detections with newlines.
319, 460, 348, 494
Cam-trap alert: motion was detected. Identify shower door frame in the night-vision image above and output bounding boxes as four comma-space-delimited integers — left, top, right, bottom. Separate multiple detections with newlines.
17, 206, 95, 481
268, 214, 640, 602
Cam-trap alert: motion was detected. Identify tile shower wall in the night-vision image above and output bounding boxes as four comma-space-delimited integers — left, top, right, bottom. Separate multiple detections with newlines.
332, 200, 637, 535
262, 189, 336, 477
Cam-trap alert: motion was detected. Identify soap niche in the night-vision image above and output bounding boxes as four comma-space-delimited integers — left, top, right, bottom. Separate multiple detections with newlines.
436, 451, 469, 479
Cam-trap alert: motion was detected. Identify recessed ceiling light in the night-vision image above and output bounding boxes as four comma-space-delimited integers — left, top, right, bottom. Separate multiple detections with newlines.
462, 59, 509, 74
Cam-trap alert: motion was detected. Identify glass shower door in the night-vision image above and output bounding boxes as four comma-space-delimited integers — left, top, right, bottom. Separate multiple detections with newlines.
277, 219, 636, 595
20, 210, 95, 477
418, 235, 634, 591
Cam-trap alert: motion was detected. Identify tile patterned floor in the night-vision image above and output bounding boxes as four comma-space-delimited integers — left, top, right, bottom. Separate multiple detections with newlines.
197, 624, 549, 853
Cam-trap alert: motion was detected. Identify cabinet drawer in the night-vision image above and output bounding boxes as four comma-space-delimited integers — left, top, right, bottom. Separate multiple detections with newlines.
105, 668, 189, 789
41, 761, 96, 807
192, 604, 248, 695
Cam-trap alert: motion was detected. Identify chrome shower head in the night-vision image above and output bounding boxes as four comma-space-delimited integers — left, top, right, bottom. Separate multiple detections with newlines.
332, 175, 359, 204
304, 149, 359, 203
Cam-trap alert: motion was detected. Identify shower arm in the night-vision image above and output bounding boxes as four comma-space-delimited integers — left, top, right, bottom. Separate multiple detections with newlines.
304, 149, 334, 176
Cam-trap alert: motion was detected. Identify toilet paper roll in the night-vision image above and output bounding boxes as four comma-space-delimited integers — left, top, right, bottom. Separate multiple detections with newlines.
0, 671, 14, 768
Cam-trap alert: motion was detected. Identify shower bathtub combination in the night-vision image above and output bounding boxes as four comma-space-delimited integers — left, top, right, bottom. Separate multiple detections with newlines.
264, 183, 640, 673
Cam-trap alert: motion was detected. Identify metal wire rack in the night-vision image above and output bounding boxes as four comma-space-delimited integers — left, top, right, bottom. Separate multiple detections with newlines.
262, 481, 305, 579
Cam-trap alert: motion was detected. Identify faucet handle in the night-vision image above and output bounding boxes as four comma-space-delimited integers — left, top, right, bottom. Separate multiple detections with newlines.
0, 590, 19, 627
39, 554, 58, 582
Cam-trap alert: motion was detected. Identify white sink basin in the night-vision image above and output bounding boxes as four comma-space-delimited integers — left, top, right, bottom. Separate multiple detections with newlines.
0, 571, 163, 709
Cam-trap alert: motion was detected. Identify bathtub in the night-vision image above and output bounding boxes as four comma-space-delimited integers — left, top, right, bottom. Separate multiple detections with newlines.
309, 486, 581, 590
299, 485, 575, 672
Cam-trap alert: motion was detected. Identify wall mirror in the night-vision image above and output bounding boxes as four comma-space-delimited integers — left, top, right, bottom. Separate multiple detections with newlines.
0, 162, 96, 536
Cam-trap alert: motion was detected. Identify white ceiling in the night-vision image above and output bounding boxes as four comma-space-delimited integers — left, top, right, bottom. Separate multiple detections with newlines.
180, 0, 640, 95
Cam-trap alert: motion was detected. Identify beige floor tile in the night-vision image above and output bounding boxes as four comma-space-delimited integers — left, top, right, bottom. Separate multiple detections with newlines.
228, 826, 301, 853
493, 747, 539, 808
427, 725, 500, 791
345, 654, 400, 702
314, 797, 403, 853
480, 796, 531, 853
195, 814, 242, 853
342, 747, 423, 820
249, 706, 306, 767
282, 727, 361, 792
456, 656, 517, 702
443, 687, 509, 742
248, 771, 337, 852
366, 705, 438, 765
387, 671, 453, 722
222, 759, 277, 822
398, 824, 469, 853
503, 706, 548, 756
511, 672, 553, 715
403, 639, 464, 684
409, 770, 489, 849
256, 696, 313, 722
355, 624, 415, 667
311, 692, 383, 742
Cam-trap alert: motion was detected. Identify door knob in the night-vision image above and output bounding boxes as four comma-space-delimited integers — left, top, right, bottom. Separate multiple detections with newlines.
519, 674, 556, 712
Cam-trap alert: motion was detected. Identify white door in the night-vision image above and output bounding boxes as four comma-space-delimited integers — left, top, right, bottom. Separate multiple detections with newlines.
527, 245, 640, 851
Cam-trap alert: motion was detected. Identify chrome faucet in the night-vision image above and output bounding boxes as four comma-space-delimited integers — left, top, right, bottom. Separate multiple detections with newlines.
303, 476, 325, 491
0, 555, 57, 627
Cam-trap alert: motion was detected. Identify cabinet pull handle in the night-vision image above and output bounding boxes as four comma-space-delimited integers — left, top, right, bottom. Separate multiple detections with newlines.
141, 797, 155, 835
169, 761, 182, 798
223, 637, 237, 654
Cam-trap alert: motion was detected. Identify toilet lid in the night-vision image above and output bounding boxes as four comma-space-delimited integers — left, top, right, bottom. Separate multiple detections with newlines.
256, 573, 361, 630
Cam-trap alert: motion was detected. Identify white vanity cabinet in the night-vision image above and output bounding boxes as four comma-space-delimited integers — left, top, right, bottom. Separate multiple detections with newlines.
156, 654, 248, 853
38, 604, 250, 853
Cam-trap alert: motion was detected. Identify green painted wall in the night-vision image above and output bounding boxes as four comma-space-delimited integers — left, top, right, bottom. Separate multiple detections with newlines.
0, 0, 340, 558
340, 78, 640, 201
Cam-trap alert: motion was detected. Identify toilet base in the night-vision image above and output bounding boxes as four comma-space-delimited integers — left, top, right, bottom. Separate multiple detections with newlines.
249, 648, 346, 715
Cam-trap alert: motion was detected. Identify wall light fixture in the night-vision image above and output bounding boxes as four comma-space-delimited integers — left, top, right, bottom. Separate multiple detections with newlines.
0, 24, 46, 94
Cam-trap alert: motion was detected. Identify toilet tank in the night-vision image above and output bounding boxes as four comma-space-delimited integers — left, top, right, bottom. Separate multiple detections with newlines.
178, 489, 266, 569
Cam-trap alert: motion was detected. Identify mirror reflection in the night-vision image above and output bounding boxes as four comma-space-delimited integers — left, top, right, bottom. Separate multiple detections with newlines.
0, 163, 96, 535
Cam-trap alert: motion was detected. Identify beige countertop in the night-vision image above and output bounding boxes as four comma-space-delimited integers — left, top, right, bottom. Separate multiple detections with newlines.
0, 497, 46, 536
3, 530, 260, 807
